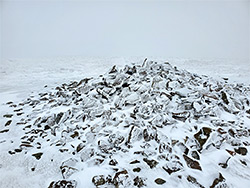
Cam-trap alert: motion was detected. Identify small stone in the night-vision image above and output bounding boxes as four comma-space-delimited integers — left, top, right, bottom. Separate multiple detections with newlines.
109, 159, 118, 166
187, 175, 205, 188
234, 147, 247, 155
3, 114, 13, 118
70, 131, 79, 139
225, 149, 236, 156
92, 175, 106, 186
134, 176, 145, 187
44, 125, 50, 130
194, 127, 212, 150
133, 167, 141, 172
191, 151, 200, 160
155, 178, 166, 185
5, 120, 12, 126
76, 143, 84, 153
143, 158, 158, 169
113, 170, 129, 186
240, 160, 247, 166
183, 154, 202, 171
221, 91, 229, 105
130, 160, 140, 164
8, 151, 15, 155
162, 161, 183, 175
0, 129, 9, 133
55, 112, 64, 124
48, 180, 77, 188
14, 148, 22, 153
32, 152, 43, 160
210, 173, 226, 188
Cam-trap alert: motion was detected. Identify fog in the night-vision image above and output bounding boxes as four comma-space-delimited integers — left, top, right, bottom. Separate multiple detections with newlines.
1, 1, 250, 60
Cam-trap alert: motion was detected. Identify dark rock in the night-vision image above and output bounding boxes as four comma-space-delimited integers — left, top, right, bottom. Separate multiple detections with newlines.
143, 129, 150, 141
44, 125, 50, 130
155, 178, 166, 185
221, 91, 229, 105
210, 173, 226, 188
194, 127, 212, 150
191, 151, 200, 160
122, 82, 130, 88
218, 157, 230, 169
70, 131, 79, 139
162, 161, 183, 175
109, 65, 118, 74
143, 158, 158, 169
6, 101, 13, 105
159, 142, 172, 153
8, 151, 15, 155
225, 149, 236, 156
17, 112, 24, 116
20, 143, 33, 148
0, 129, 9, 133
14, 148, 22, 153
130, 160, 140, 164
55, 112, 64, 124
3, 114, 13, 118
183, 154, 202, 171
76, 143, 84, 153
172, 112, 189, 122
187, 175, 205, 188
113, 170, 129, 186
31, 167, 35, 171
246, 109, 250, 114
234, 147, 247, 156
134, 176, 145, 187
5, 120, 12, 126
92, 175, 106, 186
109, 159, 118, 166
133, 167, 141, 172
32, 152, 43, 160
48, 180, 77, 188
240, 160, 247, 166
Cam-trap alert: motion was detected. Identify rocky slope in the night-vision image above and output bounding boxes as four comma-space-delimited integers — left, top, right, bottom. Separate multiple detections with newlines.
1, 60, 250, 187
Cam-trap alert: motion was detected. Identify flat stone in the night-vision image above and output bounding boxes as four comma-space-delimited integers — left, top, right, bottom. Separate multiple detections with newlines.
155, 178, 166, 185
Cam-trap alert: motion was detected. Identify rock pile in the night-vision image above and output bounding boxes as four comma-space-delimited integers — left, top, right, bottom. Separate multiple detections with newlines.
1, 60, 250, 187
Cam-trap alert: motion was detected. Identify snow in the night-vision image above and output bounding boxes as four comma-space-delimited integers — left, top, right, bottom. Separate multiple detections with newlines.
0, 57, 250, 188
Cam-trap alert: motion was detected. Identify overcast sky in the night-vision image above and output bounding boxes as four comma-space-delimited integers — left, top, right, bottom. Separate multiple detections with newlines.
1, 1, 249, 60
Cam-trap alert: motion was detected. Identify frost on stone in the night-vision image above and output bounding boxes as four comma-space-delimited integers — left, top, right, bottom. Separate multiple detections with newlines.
2, 60, 250, 187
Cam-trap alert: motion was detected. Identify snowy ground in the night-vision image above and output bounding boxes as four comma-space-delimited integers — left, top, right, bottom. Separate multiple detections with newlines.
0, 57, 249, 104
0, 57, 249, 188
